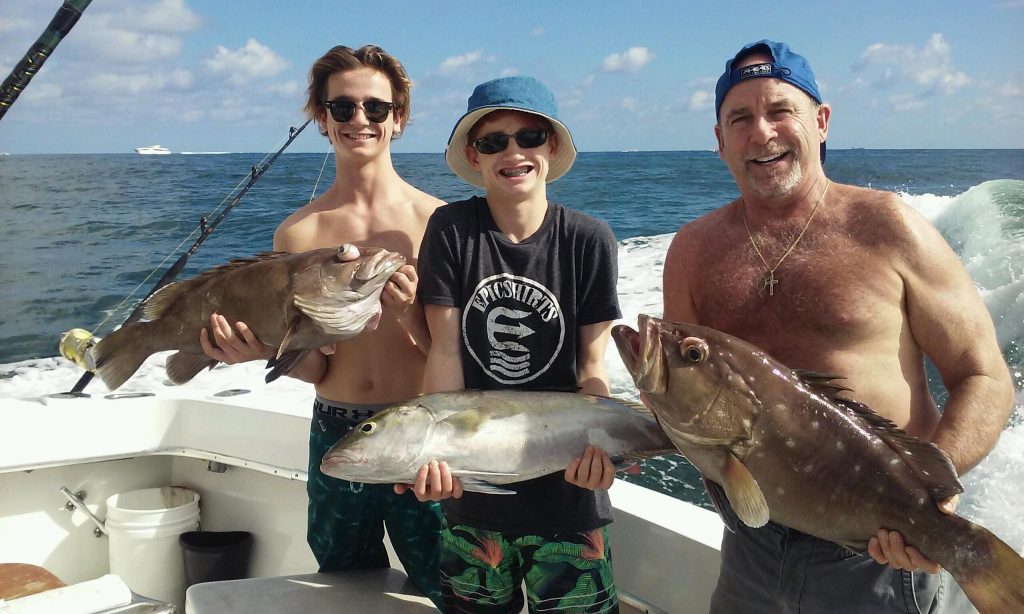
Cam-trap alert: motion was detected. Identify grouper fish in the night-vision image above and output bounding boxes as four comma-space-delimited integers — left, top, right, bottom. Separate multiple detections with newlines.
611, 314, 1024, 613
91, 246, 404, 390
320, 390, 678, 494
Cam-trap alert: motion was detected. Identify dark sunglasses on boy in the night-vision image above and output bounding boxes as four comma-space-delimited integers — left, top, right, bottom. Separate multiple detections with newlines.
323, 98, 394, 123
472, 129, 548, 155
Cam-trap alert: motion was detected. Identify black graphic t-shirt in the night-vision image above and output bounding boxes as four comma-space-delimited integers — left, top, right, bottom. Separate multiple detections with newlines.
418, 196, 621, 533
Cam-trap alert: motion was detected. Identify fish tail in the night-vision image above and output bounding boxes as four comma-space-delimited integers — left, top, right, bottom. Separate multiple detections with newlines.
265, 349, 309, 383
165, 351, 218, 385
91, 323, 158, 390
946, 515, 1024, 612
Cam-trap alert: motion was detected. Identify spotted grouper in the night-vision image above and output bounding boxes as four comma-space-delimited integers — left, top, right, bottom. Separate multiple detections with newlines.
612, 314, 1024, 613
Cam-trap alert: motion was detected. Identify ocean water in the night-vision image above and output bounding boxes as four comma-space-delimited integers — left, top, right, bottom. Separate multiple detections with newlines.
1, 150, 1022, 553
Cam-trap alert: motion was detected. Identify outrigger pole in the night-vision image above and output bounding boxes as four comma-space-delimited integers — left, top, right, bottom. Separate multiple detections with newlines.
0, 0, 92, 122
67, 118, 314, 394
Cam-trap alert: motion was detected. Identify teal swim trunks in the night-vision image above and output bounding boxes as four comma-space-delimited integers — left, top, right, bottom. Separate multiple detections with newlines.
307, 397, 443, 606
439, 518, 618, 613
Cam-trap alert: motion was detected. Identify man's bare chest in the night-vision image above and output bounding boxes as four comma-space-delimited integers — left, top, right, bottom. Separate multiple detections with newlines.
688, 232, 903, 349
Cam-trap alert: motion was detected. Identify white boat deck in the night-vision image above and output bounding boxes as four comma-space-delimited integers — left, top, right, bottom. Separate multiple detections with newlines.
0, 394, 723, 613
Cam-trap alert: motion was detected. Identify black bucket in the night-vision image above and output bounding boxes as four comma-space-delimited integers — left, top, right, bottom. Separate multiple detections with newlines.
179, 531, 253, 586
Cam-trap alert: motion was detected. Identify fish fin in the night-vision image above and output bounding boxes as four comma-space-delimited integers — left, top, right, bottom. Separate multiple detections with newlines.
597, 395, 658, 419
721, 453, 770, 528
276, 318, 302, 357
165, 352, 217, 384
611, 459, 638, 473
459, 478, 517, 495
453, 469, 519, 478
141, 282, 184, 319
264, 349, 309, 383
835, 397, 964, 500
794, 369, 854, 396
293, 292, 372, 334
610, 449, 678, 471
143, 251, 289, 320
91, 323, 157, 390
702, 477, 736, 533
192, 252, 288, 278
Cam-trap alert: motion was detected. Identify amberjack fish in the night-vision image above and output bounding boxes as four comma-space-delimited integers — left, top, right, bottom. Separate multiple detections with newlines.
611, 314, 1024, 613
91, 246, 403, 389
320, 390, 677, 494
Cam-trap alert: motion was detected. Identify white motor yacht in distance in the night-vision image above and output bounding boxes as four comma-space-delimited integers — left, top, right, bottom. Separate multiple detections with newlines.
134, 145, 171, 155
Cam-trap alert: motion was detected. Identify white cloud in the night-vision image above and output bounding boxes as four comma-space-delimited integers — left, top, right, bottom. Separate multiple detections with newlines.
104, 0, 203, 33
72, 0, 201, 64
22, 83, 63, 102
530, 27, 544, 37
0, 17, 32, 34
998, 82, 1024, 97
267, 80, 303, 97
687, 90, 714, 112
202, 39, 288, 85
687, 76, 716, 89
890, 94, 927, 112
621, 97, 637, 111
88, 69, 194, 95
856, 33, 971, 95
994, 0, 1024, 8
500, 68, 520, 77
438, 50, 495, 74
78, 29, 184, 63
601, 47, 655, 73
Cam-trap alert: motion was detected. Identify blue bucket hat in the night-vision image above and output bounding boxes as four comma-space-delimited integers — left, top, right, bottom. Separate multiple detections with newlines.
445, 76, 577, 188
715, 40, 826, 162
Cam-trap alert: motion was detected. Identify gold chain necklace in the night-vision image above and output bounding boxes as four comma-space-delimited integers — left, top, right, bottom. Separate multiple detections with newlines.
741, 179, 830, 297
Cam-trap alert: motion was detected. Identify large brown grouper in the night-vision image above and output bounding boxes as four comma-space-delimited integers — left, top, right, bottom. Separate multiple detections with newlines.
611, 314, 1024, 613
91, 246, 403, 389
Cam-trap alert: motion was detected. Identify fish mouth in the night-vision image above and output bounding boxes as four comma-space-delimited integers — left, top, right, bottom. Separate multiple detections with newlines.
637, 315, 667, 393
612, 315, 667, 394
320, 446, 369, 474
355, 248, 406, 289
611, 324, 641, 375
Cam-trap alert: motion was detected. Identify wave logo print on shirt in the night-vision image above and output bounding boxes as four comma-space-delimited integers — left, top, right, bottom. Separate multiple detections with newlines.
463, 273, 565, 384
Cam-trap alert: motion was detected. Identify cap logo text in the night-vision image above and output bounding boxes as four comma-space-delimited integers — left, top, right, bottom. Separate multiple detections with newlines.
739, 63, 775, 79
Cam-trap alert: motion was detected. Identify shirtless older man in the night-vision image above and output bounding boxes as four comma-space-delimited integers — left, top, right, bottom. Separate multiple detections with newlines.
198, 45, 444, 604
663, 40, 1014, 612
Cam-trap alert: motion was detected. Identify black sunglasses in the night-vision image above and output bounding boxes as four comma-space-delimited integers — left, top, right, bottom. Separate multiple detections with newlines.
472, 129, 548, 154
323, 98, 394, 123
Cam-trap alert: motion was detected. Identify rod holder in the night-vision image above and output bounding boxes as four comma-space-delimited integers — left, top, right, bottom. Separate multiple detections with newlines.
59, 486, 107, 536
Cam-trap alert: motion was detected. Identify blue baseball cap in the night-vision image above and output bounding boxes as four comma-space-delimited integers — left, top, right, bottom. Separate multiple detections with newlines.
715, 40, 826, 162
445, 76, 577, 188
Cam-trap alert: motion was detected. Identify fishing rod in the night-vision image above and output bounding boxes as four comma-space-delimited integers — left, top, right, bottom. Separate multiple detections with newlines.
0, 0, 92, 122
63, 118, 313, 394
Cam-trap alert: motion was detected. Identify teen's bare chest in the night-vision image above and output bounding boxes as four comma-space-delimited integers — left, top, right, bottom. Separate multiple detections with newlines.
313, 204, 427, 256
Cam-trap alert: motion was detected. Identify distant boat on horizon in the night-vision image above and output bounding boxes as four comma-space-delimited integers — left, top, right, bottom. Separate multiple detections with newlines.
134, 145, 171, 155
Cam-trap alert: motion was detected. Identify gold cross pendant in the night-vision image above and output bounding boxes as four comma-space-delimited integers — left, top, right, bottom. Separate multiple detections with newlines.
763, 271, 779, 296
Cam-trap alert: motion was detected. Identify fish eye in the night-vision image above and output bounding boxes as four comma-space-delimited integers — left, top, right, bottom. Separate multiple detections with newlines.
359, 422, 376, 434
680, 338, 709, 362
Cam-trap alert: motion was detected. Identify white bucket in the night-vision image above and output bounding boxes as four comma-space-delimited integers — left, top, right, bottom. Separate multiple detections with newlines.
106, 486, 200, 607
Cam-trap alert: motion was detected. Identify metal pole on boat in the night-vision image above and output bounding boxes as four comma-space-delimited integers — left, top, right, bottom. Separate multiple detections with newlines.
66, 119, 313, 394
0, 0, 92, 122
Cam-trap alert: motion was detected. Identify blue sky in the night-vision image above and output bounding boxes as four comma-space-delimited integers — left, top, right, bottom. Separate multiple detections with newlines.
1, 0, 1022, 154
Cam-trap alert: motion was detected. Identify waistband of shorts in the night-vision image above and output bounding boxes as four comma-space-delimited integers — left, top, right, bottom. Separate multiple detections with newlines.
313, 396, 391, 424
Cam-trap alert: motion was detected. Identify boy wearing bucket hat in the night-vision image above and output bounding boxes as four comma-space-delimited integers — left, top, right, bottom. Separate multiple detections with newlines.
405, 76, 622, 612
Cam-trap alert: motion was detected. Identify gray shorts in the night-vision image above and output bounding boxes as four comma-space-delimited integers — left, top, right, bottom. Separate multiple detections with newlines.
710, 503, 950, 614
